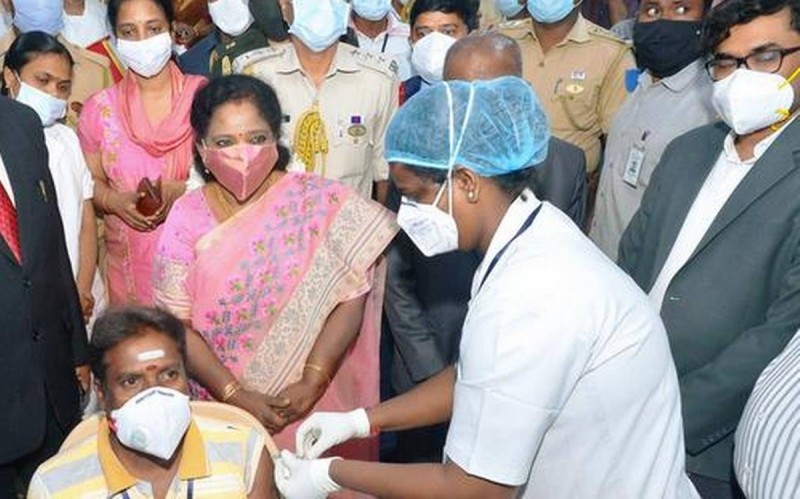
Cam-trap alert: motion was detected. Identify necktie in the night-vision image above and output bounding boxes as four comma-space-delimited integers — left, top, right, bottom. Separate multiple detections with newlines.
0, 181, 21, 263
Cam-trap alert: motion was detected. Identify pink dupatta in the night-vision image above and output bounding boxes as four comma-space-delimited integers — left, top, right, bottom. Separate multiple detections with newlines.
118, 62, 205, 180
187, 173, 397, 455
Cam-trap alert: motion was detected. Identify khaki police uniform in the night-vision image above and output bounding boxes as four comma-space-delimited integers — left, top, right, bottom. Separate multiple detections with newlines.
1, 32, 114, 129
234, 42, 399, 199
500, 15, 635, 173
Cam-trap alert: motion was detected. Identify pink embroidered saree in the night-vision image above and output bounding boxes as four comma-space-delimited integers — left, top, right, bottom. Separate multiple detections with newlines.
154, 172, 397, 459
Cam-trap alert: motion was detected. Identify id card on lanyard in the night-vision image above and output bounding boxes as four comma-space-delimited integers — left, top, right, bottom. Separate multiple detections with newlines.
622, 131, 650, 188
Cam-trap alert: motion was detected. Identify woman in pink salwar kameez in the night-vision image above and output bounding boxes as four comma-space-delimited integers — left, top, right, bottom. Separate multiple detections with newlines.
153, 75, 397, 465
79, 0, 206, 305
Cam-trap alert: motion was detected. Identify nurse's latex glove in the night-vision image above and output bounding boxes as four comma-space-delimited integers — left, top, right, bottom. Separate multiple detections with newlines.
296, 408, 371, 459
275, 450, 341, 499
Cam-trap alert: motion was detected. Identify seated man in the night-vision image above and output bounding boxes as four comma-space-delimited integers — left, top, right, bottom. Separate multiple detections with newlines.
29, 307, 277, 498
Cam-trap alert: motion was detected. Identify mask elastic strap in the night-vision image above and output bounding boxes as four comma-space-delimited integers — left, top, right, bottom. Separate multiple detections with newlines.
779, 66, 800, 89
773, 67, 800, 129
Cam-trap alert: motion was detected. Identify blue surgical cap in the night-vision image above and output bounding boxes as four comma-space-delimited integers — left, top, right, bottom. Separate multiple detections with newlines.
385, 76, 550, 177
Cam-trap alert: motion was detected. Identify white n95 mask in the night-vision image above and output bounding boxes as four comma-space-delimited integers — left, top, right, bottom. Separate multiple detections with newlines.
712, 68, 799, 135
289, 0, 350, 53
110, 387, 191, 461
397, 180, 459, 257
208, 0, 254, 37
411, 31, 457, 84
14, 79, 67, 127
116, 32, 173, 78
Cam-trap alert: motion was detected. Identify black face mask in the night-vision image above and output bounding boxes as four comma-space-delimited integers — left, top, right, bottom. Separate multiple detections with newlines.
633, 19, 704, 79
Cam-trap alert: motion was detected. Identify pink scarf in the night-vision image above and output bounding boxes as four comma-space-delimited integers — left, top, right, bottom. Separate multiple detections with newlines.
118, 62, 206, 180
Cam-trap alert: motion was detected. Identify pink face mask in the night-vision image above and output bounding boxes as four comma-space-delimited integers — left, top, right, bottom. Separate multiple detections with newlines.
203, 143, 278, 201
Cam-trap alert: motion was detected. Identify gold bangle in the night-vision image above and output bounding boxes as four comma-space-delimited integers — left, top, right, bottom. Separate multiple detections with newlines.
221, 380, 243, 402
303, 363, 331, 386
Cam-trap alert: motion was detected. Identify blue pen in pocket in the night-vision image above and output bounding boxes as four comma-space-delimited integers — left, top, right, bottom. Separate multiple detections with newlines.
625, 68, 641, 93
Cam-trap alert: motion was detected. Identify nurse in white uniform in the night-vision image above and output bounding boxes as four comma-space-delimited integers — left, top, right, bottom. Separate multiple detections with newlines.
2, 32, 103, 329
275, 77, 698, 498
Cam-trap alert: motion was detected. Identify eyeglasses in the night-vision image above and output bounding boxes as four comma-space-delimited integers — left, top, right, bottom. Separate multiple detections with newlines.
705, 46, 800, 81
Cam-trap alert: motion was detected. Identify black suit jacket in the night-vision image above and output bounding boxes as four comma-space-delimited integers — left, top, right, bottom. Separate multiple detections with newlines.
384, 137, 586, 393
0, 97, 87, 464
619, 120, 800, 480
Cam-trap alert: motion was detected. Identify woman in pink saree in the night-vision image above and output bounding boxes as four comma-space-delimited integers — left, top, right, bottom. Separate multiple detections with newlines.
79, 0, 206, 305
153, 75, 397, 463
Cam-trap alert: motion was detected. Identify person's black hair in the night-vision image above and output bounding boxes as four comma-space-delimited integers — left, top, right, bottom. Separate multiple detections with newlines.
89, 307, 187, 385
409, 165, 538, 199
107, 0, 175, 30
1, 31, 73, 95
410, 0, 479, 31
703, 0, 800, 53
190, 74, 290, 181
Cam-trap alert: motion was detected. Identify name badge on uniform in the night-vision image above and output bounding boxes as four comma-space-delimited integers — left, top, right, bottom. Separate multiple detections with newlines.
347, 116, 367, 144
622, 144, 647, 187
570, 69, 586, 81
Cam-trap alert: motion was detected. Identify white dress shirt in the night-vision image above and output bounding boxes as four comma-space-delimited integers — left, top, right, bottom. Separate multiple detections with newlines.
444, 190, 697, 498
0, 150, 14, 206
649, 122, 794, 311
352, 12, 413, 81
44, 124, 94, 275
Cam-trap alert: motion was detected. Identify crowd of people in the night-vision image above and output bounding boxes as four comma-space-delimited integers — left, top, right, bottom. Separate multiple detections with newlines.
1, 0, 799, 498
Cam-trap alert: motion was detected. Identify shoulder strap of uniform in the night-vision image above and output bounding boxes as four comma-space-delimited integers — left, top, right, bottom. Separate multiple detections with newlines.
348, 47, 397, 79
587, 23, 628, 45
232, 45, 286, 75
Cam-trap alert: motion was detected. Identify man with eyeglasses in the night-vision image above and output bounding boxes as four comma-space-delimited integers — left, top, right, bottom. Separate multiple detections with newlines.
618, 0, 800, 497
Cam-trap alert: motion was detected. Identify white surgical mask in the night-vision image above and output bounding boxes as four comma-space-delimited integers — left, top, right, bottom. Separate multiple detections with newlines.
117, 32, 173, 78
527, 0, 577, 24
289, 0, 350, 53
208, 0, 254, 37
712, 68, 800, 135
352, 0, 392, 21
397, 82, 476, 257
110, 387, 191, 461
397, 180, 459, 257
14, 78, 67, 127
411, 32, 456, 84
495, 0, 524, 18
14, 0, 64, 35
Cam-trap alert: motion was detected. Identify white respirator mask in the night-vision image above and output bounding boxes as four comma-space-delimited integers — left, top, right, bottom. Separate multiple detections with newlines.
712, 67, 800, 135
110, 387, 191, 461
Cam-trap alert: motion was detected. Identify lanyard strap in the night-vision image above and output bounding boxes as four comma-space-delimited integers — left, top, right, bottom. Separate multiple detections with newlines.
121, 479, 194, 499
380, 33, 390, 53
478, 205, 542, 291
